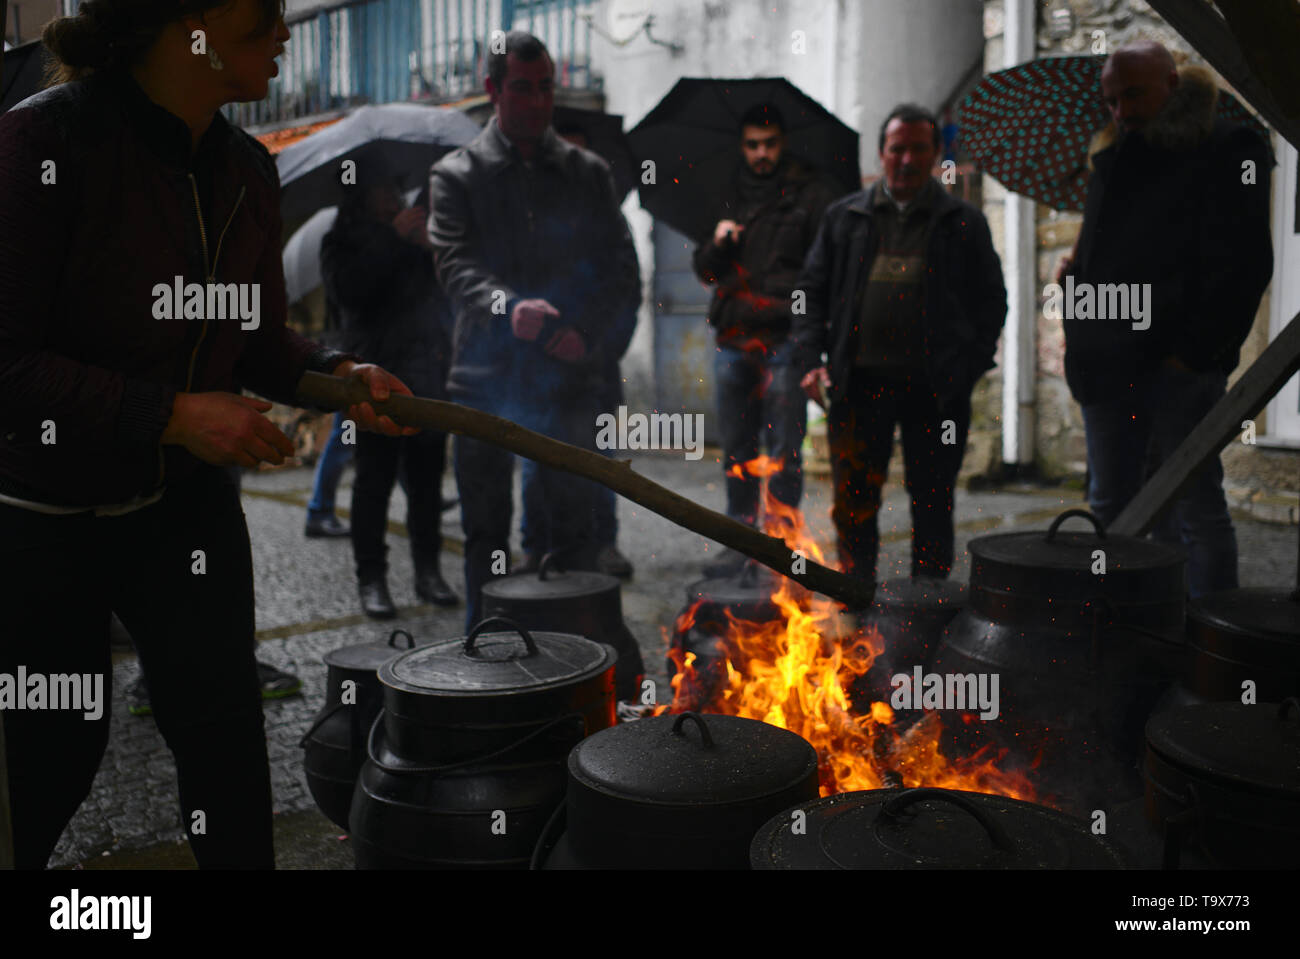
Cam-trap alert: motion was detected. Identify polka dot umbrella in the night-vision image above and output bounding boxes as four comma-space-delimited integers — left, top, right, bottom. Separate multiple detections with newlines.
959, 55, 1270, 211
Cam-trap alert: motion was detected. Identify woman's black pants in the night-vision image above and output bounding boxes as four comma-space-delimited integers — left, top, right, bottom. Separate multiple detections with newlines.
0, 465, 273, 868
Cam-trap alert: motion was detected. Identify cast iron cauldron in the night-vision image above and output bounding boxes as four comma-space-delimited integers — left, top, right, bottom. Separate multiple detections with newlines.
1144, 698, 1300, 869
666, 562, 785, 708
533, 711, 819, 869
482, 554, 645, 700
1160, 588, 1300, 709
301, 628, 418, 830
847, 577, 966, 710
349, 617, 616, 869
749, 787, 1126, 869
932, 509, 1186, 812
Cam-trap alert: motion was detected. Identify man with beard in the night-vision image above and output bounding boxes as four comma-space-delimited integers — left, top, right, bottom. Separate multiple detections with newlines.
794, 103, 1005, 586
692, 103, 841, 577
1057, 42, 1272, 597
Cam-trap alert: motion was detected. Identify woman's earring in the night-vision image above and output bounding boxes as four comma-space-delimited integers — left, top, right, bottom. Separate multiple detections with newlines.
208, 46, 224, 71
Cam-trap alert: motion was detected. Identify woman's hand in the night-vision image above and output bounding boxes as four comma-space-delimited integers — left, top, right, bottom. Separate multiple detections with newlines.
331, 361, 419, 436
161, 392, 295, 468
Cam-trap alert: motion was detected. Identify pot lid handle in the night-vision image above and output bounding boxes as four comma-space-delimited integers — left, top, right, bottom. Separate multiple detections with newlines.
464, 616, 539, 657
1280, 697, 1300, 721
538, 552, 561, 580
388, 628, 416, 650
670, 711, 715, 748
879, 788, 1016, 854
1045, 508, 1107, 542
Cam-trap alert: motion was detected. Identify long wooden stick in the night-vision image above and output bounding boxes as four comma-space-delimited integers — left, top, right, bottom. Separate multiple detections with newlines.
296, 372, 877, 609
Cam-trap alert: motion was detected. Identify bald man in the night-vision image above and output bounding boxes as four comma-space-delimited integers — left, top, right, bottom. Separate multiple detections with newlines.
1059, 42, 1272, 597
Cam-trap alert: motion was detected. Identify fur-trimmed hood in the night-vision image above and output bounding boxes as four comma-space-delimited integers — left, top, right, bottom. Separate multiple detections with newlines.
1088, 64, 1219, 166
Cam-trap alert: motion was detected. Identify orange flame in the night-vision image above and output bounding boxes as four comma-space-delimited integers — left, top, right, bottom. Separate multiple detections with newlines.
663, 456, 1037, 800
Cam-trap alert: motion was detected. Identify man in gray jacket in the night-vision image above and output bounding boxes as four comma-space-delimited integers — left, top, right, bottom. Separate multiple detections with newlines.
428, 33, 641, 687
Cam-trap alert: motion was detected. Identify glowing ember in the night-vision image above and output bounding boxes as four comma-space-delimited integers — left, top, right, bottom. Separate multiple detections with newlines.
661, 455, 1037, 800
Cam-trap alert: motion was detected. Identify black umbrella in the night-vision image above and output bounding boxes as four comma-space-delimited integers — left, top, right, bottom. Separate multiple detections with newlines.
276, 102, 481, 225
627, 77, 860, 243
552, 105, 637, 200
2, 39, 51, 113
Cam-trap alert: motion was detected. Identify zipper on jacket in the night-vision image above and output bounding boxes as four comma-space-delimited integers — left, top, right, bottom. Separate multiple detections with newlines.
184, 178, 246, 391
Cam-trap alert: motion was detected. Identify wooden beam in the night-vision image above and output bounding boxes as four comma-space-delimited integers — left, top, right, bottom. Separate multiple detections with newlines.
1213, 0, 1300, 143
1110, 310, 1300, 536
1146, 0, 1300, 148
295, 372, 878, 610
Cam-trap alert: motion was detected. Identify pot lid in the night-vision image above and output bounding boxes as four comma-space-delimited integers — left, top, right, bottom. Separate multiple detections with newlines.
872, 577, 966, 610
1145, 699, 1300, 799
971, 508, 1184, 575
569, 712, 817, 805
481, 553, 618, 602
323, 628, 420, 673
1189, 588, 1300, 644
684, 561, 783, 608
379, 617, 615, 696
749, 788, 1124, 869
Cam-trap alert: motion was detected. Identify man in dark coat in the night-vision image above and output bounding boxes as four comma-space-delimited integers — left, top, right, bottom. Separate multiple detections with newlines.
427, 32, 643, 695
692, 103, 842, 576
1058, 43, 1272, 597
322, 160, 459, 617
794, 104, 1006, 585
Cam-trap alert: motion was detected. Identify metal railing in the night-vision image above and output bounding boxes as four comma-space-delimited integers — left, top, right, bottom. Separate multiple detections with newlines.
223, 0, 597, 130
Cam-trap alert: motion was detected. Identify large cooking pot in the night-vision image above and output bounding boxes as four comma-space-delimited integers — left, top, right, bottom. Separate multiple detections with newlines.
350, 617, 616, 869
1160, 588, 1300, 709
533, 711, 819, 869
749, 787, 1126, 868
1143, 698, 1300, 869
932, 509, 1186, 812
301, 628, 418, 830
482, 554, 645, 700
847, 577, 966, 710
666, 562, 786, 708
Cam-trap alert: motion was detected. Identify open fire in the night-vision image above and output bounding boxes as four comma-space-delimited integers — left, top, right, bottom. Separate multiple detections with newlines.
659, 456, 1038, 801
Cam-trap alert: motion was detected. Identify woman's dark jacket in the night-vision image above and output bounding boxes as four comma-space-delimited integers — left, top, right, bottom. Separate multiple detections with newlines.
320, 213, 451, 401
0, 69, 355, 508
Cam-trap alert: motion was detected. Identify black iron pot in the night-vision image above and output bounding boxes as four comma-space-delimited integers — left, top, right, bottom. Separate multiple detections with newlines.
534, 711, 819, 869
932, 509, 1187, 811
1143, 698, 1300, 869
300, 628, 418, 830
350, 618, 616, 869
666, 562, 785, 708
1161, 588, 1300, 708
848, 577, 966, 710
482, 554, 645, 700
749, 786, 1126, 868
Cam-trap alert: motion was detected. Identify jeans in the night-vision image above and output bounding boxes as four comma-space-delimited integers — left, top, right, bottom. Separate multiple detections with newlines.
1082, 362, 1236, 597
351, 428, 448, 583
454, 397, 599, 630
0, 466, 273, 869
306, 412, 354, 521
714, 341, 807, 525
828, 369, 971, 583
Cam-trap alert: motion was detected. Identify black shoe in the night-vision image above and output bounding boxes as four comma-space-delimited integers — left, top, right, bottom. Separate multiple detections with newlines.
415, 569, 460, 607
595, 544, 633, 578
702, 547, 746, 579
256, 661, 303, 699
513, 553, 543, 575
126, 676, 152, 717
305, 515, 351, 538
359, 579, 397, 619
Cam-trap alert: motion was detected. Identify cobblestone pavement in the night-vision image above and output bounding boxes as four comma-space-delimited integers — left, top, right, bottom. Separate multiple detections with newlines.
47, 450, 1300, 868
